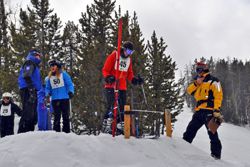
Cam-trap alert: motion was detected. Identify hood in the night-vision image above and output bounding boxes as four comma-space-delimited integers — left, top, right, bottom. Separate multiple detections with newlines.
26, 52, 41, 65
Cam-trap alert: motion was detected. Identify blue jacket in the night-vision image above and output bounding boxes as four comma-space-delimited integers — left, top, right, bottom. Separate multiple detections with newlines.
18, 51, 42, 90
45, 71, 74, 100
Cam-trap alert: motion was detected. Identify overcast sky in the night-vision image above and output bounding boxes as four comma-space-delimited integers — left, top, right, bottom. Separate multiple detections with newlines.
6, 0, 250, 73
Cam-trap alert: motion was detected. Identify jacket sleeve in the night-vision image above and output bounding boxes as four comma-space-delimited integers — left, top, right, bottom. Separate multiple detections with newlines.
186, 82, 198, 96
12, 103, 22, 116
127, 57, 134, 81
211, 81, 223, 110
102, 51, 116, 78
45, 77, 52, 97
64, 72, 74, 94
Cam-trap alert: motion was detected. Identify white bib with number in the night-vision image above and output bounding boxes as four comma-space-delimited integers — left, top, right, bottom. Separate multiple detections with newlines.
0, 104, 11, 116
115, 56, 130, 72
50, 74, 65, 89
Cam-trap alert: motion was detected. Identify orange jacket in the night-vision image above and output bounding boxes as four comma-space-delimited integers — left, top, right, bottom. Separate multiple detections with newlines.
187, 73, 223, 111
102, 51, 134, 90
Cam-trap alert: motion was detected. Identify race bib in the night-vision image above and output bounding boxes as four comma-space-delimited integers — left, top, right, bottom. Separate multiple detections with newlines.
0, 104, 11, 116
50, 74, 65, 89
115, 56, 130, 72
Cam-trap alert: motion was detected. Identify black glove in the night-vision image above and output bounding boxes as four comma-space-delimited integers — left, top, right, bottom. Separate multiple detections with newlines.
68, 92, 74, 99
45, 95, 50, 104
105, 75, 115, 84
132, 77, 138, 85
137, 75, 144, 85
132, 75, 144, 85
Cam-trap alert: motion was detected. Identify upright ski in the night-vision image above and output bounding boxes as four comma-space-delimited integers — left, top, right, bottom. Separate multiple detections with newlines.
112, 18, 123, 137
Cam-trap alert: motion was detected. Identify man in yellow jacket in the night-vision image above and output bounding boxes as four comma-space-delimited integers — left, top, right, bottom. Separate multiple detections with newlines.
183, 61, 223, 160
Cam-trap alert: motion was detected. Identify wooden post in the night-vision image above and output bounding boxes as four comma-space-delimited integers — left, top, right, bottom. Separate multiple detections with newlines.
124, 105, 131, 139
164, 109, 172, 137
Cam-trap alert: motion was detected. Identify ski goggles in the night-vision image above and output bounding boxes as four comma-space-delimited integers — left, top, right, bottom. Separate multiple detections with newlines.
196, 67, 204, 74
3, 97, 10, 100
125, 49, 134, 55
49, 63, 57, 67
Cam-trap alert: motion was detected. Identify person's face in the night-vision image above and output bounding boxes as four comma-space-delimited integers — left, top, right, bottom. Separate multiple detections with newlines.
50, 64, 58, 73
196, 67, 204, 76
3, 97, 10, 103
35, 53, 41, 60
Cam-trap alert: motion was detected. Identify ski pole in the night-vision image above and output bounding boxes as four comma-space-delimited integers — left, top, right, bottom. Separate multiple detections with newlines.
69, 99, 72, 132
141, 83, 149, 109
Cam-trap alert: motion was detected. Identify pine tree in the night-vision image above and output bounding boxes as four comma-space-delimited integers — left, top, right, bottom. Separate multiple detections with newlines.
145, 31, 183, 134
214, 59, 231, 122
0, 0, 19, 95
61, 21, 80, 74
0, 0, 8, 69
72, 0, 116, 134
10, 0, 62, 74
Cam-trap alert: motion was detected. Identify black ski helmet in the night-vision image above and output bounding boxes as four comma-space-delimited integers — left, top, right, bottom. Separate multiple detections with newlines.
122, 41, 134, 51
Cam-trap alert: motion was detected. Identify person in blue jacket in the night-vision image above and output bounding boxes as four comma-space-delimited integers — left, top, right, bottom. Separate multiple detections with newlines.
45, 59, 74, 133
18, 49, 42, 133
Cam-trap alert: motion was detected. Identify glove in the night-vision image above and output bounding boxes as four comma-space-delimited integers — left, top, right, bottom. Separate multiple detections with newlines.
213, 110, 223, 124
68, 92, 74, 99
131, 77, 138, 85
213, 110, 222, 118
137, 75, 144, 85
46, 95, 50, 104
132, 75, 144, 85
105, 75, 115, 84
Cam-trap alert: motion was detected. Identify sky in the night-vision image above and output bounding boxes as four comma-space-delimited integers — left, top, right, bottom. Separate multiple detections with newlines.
1, 105, 250, 167
6, 0, 250, 73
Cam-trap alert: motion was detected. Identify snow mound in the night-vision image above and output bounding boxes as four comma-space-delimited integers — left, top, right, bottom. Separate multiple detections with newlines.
0, 131, 234, 167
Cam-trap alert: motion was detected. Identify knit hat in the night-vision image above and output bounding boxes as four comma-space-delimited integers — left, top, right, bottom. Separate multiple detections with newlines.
2, 92, 12, 98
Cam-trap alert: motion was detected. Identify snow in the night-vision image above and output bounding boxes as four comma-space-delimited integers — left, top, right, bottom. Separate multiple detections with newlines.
174, 105, 250, 167
0, 105, 249, 167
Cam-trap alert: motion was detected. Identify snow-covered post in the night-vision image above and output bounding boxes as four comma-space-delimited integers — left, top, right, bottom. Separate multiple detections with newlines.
164, 109, 172, 137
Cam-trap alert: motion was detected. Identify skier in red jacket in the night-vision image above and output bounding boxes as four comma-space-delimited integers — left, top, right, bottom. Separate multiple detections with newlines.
102, 41, 143, 130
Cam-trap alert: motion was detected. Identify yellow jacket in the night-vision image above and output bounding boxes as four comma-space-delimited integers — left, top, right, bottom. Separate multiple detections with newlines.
187, 73, 223, 111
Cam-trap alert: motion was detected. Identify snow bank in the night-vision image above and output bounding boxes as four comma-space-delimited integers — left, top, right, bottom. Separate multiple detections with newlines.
0, 131, 233, 167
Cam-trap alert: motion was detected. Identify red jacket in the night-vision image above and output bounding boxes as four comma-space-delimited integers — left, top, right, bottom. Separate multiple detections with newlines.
102, 51, 134, 90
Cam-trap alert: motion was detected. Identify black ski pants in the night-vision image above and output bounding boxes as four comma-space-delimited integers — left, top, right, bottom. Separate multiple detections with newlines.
104, 88, 126, 122
183, 109, 222, 158
0, 116, 14, 137
18, 88, 37, 133
52, 99, 70, 133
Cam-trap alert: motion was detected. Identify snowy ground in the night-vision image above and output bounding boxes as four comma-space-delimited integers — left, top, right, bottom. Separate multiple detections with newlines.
0, 106, 249, 167
174, 105, 250, 167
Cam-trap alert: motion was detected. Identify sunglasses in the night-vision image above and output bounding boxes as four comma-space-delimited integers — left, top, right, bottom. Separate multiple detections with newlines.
125, 49, 134, 55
